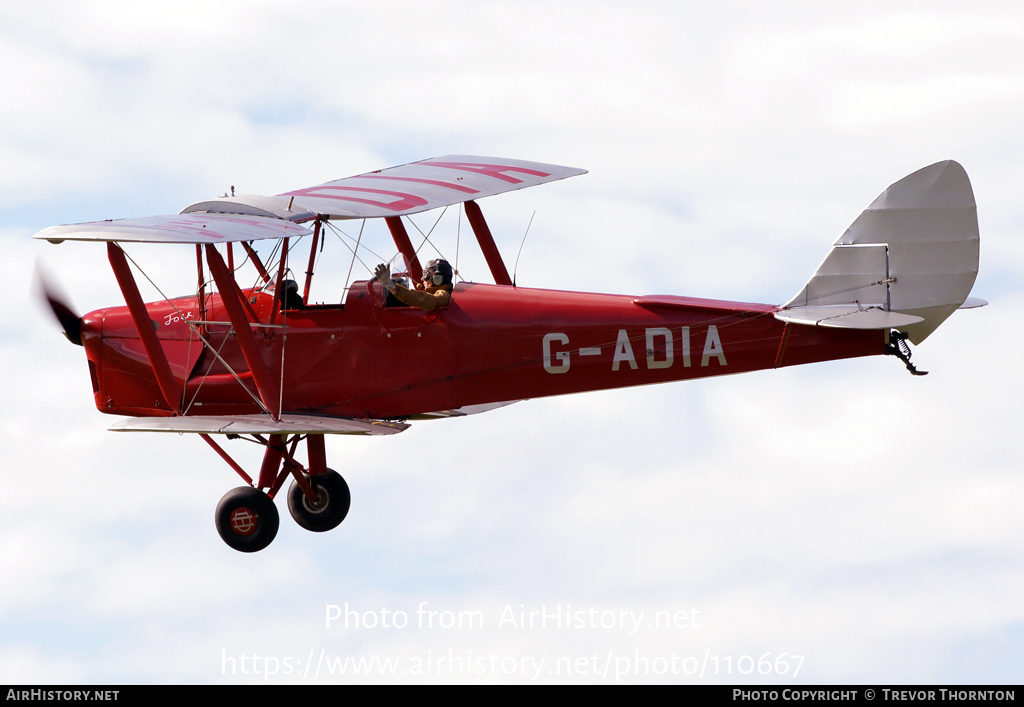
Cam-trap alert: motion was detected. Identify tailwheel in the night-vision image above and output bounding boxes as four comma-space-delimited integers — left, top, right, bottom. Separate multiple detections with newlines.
288, 469, 351, 532
215, 487, 280, 552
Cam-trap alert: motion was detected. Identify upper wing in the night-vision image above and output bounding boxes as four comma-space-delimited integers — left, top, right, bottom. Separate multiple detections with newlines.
278, 155, 587, 219
34, 156, 586, 244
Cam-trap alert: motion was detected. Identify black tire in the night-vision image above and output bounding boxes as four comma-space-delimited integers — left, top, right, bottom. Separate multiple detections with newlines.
215, 487, 280, 552
288, 469, 351, 532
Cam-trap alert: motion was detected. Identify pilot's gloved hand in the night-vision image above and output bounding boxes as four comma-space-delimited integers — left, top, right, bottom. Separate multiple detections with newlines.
374, 263, 397, 291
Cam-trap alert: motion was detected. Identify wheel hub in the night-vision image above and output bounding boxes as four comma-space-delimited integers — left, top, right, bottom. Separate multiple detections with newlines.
229, 507, 258, 535
302, 487, 329, 514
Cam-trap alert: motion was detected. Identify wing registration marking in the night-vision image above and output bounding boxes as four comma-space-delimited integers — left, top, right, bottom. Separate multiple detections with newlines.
362, 175, 481, 194
282, 186, 429, 212
426, 160, 551, 184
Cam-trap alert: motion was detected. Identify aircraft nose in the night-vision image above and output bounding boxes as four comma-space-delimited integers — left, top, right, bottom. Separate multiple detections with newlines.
80, 312, 103, 343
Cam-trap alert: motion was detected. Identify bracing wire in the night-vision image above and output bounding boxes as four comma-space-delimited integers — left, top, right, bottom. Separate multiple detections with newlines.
407, 207, 449, 261
119, 245, 272, 415
786, 279, 895, 308
325, 219, 397, 302
512, 210, 536, 287
341, 219, 367, 299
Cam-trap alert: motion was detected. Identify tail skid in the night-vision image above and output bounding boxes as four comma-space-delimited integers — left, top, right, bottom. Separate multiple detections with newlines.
776, 160, 982, 345
886, 331, 928, 376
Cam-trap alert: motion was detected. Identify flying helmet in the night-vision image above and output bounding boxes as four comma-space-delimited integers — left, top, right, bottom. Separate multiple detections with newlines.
423, 259, 453, 286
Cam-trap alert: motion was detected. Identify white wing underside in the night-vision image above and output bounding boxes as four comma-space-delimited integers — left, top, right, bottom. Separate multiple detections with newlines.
407, 400, 521, 420
108, 401, 521, 434
109, 415, 410, 435
35, 212, 313, 245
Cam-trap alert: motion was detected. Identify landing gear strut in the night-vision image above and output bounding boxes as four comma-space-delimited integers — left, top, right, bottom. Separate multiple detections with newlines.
204, 433, 351, 552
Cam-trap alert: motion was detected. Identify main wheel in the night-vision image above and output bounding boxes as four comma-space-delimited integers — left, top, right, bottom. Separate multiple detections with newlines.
288, 469, 351, 532
215, 487, 280, 552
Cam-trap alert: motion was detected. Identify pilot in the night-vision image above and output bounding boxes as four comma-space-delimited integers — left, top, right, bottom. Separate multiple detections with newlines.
279, 279, 305, 309
374, 259, 454, 312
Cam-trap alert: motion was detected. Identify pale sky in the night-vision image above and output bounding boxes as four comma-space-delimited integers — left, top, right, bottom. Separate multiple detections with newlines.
2, 0, 1022, 684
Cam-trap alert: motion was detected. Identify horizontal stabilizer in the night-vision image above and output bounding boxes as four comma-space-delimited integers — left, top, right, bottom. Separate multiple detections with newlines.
109, 414, 409, 435
775, 306, 924, 329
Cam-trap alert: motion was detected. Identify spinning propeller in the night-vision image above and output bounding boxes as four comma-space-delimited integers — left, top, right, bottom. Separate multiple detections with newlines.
35, 264, 83, 346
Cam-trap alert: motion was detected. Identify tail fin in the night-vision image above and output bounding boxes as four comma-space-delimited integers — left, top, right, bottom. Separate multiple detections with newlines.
776, 160, 980, 344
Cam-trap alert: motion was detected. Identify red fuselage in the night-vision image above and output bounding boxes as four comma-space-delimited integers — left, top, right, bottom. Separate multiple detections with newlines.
80, 281, 885, 420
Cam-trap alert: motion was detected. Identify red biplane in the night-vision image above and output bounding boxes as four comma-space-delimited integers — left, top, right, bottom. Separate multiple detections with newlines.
35, 156, 983, 552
